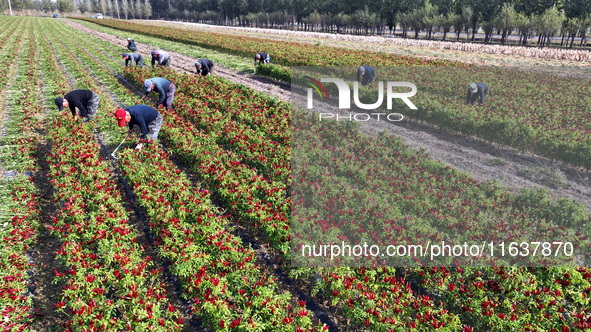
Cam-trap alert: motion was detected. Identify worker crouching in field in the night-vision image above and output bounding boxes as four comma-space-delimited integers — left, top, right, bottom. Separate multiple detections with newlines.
254, 52, 271, 66
151, 50, 171, 68
114, 105, 163, 150
466, 82, 490, 105
357, 65, 376, 86
126, 38, 137, 52
195, 58, 214, 76
54, 89, 100, 121
121, 53, 144, 67
144, 77, 175, 110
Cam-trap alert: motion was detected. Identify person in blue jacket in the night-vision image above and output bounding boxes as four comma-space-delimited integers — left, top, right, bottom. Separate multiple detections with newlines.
121, 53, 143, 67
143, 77, 175, 110
356, 65, 376, 86
195, 58, 214, 76
114, 105, 162, 150
151, 50, 171, 67
466, 82, 490, 105
254, 52, 270, 66
126, 38, 137, 52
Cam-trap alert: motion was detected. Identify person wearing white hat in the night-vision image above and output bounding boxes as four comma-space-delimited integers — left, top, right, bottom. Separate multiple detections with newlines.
357, 65, 376, 86
467, 82, 490, 105
126, 38, 137, 52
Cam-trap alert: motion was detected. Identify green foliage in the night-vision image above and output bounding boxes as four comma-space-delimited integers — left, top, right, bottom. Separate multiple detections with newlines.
513, 187, 589, 230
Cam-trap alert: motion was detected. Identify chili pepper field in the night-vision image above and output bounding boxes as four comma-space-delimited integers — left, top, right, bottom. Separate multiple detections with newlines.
0, 16, 590, 332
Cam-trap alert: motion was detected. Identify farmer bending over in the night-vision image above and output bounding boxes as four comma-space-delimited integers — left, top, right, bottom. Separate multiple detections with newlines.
144, 77, 175, 110
466, 82, 490, 105
126, 38, 137, 52
195, 58, 214, 76
114, 105, 163, 150
54, 89, 100, 121
357, 65, 376, 86
254, 52, 271, 66
121, 53, 144, 67
151, 50, 171, 68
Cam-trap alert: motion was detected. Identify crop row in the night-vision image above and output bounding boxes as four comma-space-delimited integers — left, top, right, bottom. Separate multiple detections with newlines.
304, 65, 591, 169
78, 18, 458, 68
0, 18, 41, 331
39, 18, 327, 331
121, 62, 591, 330
79, 17, 591, 168
21, 17, 591, 331
415, 266, 591, 331
34, 18, 184, 331
118, 143, 325, 331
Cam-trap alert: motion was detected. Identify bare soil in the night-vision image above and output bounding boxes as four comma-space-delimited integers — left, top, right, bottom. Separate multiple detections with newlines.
64, 20, 591, 212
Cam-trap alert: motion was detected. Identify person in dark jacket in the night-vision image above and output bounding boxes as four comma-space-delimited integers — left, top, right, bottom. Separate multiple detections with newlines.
126, 38, 137, 52
356, 65, 376, 86
254, 52, 270, 66
466, 82, 490, 105
144, 77, 175, 110
114, 105, 163, 149
195, 58, 214, 76
121, 53, 143, 67
151, 50, 171, 67
54, 89, 100, 121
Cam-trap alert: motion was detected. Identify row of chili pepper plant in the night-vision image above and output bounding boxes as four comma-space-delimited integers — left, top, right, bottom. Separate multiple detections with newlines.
39, 18, 327, 331
413, 266, 591, 331
0, 17, 42, 331
121, 62, 591, 330
78, 17, 591, 169
40, 18, 591, 331
33, 18, 184, 331
119, 66, 465, 330
139, 68, 290, 184
117, 143, 326, 331
77, 18, 457, 68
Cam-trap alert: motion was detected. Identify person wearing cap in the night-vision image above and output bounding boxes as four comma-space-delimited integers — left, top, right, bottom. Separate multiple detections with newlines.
126, 38, 137, 52
195, 58, 214, 76
114, 105, 163, 146
54, 89, 100, 121
254, 52, 271, 66
466, 82, 490, 105
151, 50, 171, 68
356, 65, 376, 86
121, 53, 144, 67
144, 77, 175, 110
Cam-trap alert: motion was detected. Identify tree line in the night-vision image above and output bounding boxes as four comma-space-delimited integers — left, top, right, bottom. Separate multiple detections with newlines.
2, 0, 591, 48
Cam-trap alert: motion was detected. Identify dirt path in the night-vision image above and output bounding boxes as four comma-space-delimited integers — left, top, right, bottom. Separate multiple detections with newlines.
64, 19, 591, 212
